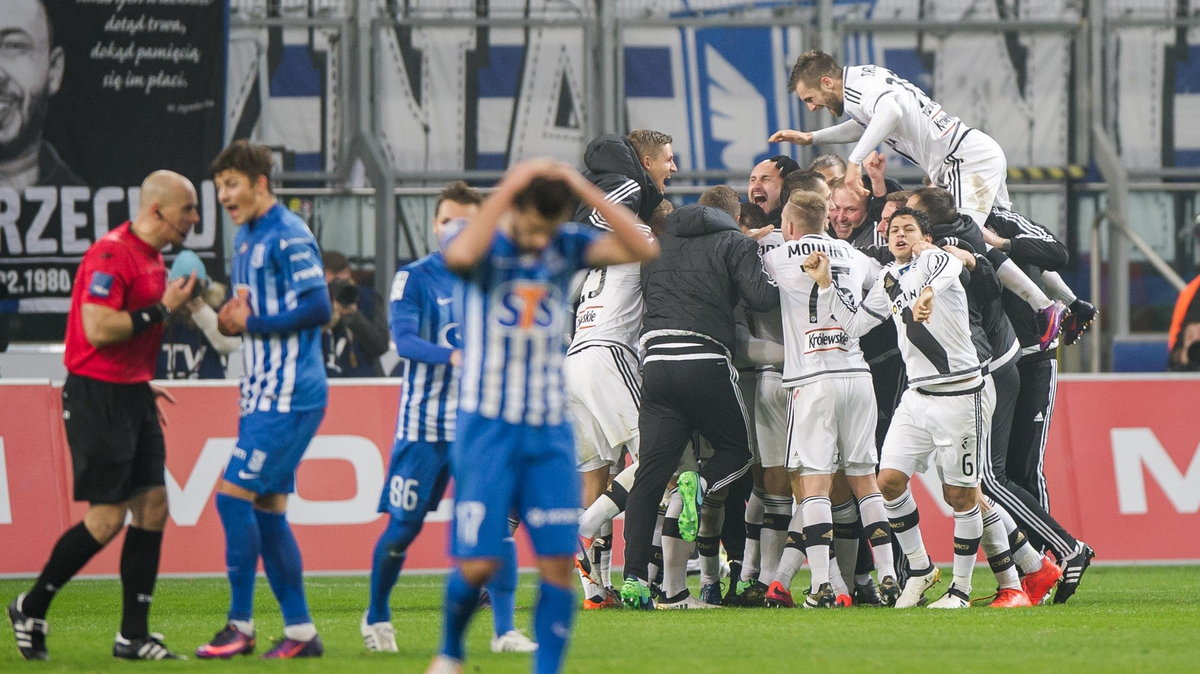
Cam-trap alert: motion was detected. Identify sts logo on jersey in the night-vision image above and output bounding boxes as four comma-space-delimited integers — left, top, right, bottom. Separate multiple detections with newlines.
493, 281, 561, 332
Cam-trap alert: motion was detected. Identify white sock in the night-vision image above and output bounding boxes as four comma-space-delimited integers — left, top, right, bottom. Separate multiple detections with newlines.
830, 499, 859, 591
283, 622, 317, 642
597, 520, 613, 587
579, 495, 619, 540
980, 509, 1020, 590
231, 619, 254, 636
884, 490, 931, 572
1040, 270, 1077, 304
801, 496, 833, 589
772, 509, 806, 590
698, 496, 725, 586
757, 493, 792, 586
661, 494, 691, 598
988, 497, 1042, 574
740, 488, 765, 583
998, 258, 1053, 310
858, 493, 896, 581
951, 506, 983, 594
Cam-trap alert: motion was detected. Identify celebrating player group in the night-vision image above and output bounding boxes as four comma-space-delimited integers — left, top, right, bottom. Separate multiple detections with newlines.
6, 49, 1098, 674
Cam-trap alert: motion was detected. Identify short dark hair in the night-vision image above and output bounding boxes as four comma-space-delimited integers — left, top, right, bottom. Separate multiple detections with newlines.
513, 177, 573, 220
738, 200, 769, 231
884, 190, 913, 205
888, 206, 932, 236
908, 186, 958, 225
783, 170, 827, 202
647, 198, 675, 236
210, 140, 274, 191
322, 250, 349, 274
808, 152, 847, 176
435, 180, 482, 214
628, 129, 673, 162
766, 155, 800, 178
788, 50, 841, 91
699, 185, 740, 220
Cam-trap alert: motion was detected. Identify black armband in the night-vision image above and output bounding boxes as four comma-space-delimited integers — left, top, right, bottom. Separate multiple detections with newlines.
130, 303, 169, 335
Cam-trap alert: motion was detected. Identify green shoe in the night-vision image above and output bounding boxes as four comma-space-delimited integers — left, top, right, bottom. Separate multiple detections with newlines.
676, 471, 702, 542
619, 578, 654, 610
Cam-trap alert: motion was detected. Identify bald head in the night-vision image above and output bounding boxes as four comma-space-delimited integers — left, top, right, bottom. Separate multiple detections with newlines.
134, 170, 199, 249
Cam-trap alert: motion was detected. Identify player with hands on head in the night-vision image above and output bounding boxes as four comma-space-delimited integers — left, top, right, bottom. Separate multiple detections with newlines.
427, 158, 657, 674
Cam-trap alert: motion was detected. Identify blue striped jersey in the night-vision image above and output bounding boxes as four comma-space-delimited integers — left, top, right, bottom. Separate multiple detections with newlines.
457, 224, 601, 426
231, 203, 328, 414
389, 251, 462, 442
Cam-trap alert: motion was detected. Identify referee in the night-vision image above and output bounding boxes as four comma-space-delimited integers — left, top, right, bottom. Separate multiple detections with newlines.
620, 186, 779, 608
7, 171, 198, 661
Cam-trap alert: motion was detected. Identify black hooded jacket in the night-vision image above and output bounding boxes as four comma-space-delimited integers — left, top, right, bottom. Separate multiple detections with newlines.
573, 134, 663, 227
641, 204, 778, 353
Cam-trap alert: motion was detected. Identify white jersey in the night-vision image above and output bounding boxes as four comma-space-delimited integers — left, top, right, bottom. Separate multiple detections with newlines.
569, 260, 643, 353
825, 248, 984, 394
746, 229, 786, 368
842, 64, 969, 176
568, 223, 652, 354
763, 234, 878, 388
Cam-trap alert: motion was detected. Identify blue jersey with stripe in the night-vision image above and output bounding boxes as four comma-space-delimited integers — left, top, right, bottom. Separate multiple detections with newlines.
457, 224, 601, 426
390, 252, 462, 442
231, 203, 327, 414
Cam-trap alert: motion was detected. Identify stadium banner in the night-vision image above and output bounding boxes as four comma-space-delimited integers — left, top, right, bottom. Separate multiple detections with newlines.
1, 375, 1198, 577
0, 0, 226, 314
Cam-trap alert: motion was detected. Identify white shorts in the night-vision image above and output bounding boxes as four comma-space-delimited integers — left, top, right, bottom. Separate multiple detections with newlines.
565, 344, 641, 471
934, 129, 1011, 228
878, 385, 992, 488
753, 370, 788, 468
786, 376, 878, 476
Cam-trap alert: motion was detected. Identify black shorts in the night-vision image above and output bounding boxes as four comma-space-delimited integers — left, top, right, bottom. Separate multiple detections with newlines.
62, 374, 165, 504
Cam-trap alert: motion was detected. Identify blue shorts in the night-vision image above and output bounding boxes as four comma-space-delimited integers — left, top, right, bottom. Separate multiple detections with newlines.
376, 438, 451, 524
224, 409, 324, 494
450, 412, 579, 559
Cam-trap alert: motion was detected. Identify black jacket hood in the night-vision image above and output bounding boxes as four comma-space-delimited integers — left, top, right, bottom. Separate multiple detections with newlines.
667, 204, 740, 238
580, 134, 664, 221
931, 213, 977, 242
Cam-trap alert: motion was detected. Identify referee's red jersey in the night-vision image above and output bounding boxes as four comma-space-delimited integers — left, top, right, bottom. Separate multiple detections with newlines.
64, 222, 167, 383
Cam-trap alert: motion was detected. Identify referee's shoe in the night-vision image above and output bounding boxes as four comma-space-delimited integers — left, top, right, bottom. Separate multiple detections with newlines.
114, 632, 186, 660
7, 594, 48, 660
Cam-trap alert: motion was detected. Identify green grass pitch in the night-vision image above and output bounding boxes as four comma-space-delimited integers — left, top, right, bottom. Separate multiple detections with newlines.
2, 566, 1197, 672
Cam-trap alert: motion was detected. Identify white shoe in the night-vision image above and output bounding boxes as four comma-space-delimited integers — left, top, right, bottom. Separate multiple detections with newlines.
655, 593, 723, 610
490, 629, 538, 653
928, 585, 971, 609
425, 654, 463, 674
894, 567, 941, 608
360, 613, 398, 652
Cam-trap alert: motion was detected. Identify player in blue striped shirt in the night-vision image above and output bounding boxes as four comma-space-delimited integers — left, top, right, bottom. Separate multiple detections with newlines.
198, 141, 331, 660
362, 182, 535, 655
426, 161, 658, 674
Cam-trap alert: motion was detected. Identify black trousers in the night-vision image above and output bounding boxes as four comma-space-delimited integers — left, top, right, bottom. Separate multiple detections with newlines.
981, 361, 1077, 558
1007, 356, 1058, 510
623, 336, 754, 581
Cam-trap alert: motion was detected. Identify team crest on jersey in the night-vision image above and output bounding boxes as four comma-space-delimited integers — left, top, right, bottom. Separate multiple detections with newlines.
492, 280, 561, 332
438, 322, 462, 348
